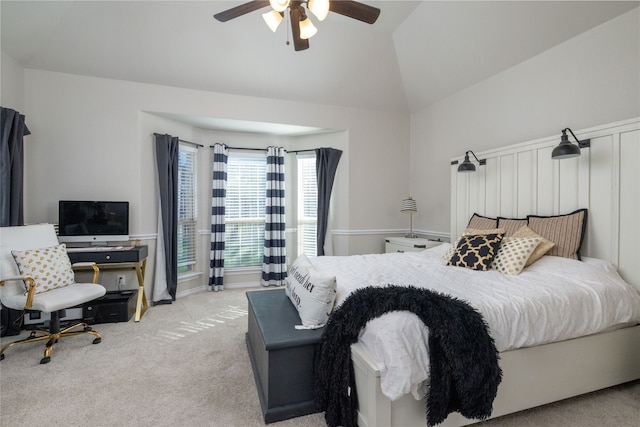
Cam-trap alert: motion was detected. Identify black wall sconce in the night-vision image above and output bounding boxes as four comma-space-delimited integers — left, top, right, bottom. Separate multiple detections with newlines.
453, 150, 486, 173
551, 128, 591, 159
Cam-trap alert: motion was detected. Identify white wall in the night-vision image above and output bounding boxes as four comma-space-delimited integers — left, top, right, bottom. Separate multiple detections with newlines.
1, 51, 25, 111
14, 69, 409, 297
410, 8, 640, 235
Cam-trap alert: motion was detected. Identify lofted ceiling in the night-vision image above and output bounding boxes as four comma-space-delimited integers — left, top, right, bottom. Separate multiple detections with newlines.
2, 1, 638, 121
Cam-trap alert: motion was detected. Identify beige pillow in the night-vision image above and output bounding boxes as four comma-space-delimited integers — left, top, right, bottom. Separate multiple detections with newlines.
467, 213, 498, 230
512, 226, 555, 266
12, 244, 76, 294
491, 237, 542, 275
497, 217, 528, 237
527, 209, 587, 260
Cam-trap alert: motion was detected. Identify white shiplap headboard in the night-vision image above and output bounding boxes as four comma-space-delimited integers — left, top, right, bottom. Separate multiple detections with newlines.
451, 118, 640, 291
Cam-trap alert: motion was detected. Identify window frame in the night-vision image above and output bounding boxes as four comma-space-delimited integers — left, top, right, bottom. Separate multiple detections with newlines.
177, 143, 198, 276
296, 153, 317, 258
224, 151, 268, 269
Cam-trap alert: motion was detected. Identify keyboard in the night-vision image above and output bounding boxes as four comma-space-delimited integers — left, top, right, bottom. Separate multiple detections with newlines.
66, 246, 132, 252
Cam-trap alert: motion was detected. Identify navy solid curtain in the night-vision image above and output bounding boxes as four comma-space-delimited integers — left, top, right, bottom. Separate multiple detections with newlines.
154, 133, 179, 301
209, 143, 228, 291
315, 147, 342, 256
0, 107, 30, 227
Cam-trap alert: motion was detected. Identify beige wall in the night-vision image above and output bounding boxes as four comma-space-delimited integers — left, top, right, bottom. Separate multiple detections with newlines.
11, 69, 409, 298
5, 8, 637, 298
410, 8, 640, 235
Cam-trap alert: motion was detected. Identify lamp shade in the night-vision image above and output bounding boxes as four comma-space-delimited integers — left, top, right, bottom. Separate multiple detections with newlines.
457, 153, 476, 173
262, 10, 283, 32
308, 0, 330, 21
299, 17, 318, 39
552, 130, 580, 159
551, 141, 581, 159
270, 0, 290, 12
401, 198, 417, 213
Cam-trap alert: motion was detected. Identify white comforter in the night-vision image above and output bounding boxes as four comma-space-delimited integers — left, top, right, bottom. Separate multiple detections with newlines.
310, 244, 640, 401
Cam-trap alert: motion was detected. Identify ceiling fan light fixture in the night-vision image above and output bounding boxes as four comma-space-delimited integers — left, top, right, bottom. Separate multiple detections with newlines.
262, 10, 283, 32
270, 0, 290, 13
299, 17, 318, 39
308, 0, 330, 21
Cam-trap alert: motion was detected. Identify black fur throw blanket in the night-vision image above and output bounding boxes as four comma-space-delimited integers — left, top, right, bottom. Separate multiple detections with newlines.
314, 285, 502, 427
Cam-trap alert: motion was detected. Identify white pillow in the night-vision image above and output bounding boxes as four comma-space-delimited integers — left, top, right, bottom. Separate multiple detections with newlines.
285, 254, 336, 329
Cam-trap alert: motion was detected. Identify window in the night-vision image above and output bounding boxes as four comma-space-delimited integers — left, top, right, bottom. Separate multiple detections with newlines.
178, 144, 197, 275
297, 155, 317, 258
225, 153, 267, 268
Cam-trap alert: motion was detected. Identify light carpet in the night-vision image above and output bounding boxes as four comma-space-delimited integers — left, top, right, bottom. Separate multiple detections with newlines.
0, 287, 638, 426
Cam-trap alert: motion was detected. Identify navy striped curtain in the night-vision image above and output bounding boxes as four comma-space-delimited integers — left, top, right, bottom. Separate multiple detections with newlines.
209, 143, 228, 291
262, 146, 287, 286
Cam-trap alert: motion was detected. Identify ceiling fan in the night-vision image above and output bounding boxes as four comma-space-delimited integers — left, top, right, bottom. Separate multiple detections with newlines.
214, 0, 381, 51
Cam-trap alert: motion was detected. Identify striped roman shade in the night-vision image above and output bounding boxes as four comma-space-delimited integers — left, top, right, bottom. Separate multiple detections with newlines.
527, 209, 587, 260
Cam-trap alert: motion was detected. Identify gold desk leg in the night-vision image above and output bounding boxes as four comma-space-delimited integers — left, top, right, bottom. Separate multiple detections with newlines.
134, 259, 148, 322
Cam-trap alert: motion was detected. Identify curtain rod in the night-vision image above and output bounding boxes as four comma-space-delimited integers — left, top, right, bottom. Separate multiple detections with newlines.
179, 139, 204, 148
209, 144, 315, 154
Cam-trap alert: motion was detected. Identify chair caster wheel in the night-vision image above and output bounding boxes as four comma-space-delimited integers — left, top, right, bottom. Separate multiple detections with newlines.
0, 354, 4, 361
93, 338, 101, 344
40, 357, 51, 364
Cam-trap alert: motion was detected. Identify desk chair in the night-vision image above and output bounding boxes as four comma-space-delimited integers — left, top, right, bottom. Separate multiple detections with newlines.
0, 224, 106, 364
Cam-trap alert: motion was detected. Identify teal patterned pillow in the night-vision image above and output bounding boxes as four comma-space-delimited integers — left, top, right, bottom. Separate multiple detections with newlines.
448, 233, 504, 271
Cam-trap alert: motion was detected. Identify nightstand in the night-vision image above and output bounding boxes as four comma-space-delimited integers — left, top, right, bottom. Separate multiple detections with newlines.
385, 237, 442, 253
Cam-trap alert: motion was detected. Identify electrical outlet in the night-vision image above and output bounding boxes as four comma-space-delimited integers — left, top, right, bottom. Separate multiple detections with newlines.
117, 275, 125, 287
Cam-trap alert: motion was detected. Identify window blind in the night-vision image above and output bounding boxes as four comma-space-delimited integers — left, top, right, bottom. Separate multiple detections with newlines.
297, 155, 317, 257
178, 144, 197, 273
225, 154, 267, 267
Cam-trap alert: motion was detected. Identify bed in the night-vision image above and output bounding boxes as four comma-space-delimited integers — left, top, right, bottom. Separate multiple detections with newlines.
304, 118, 640, 427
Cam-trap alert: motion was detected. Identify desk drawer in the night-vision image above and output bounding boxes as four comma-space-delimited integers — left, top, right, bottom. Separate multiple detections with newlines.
67, 246, 148, 264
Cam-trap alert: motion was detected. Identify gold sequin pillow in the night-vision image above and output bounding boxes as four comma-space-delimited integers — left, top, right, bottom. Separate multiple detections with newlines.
512, 226, 555, 266
491, 237, 542, 275
12, 244, 75, 294
447, 233, 504, 271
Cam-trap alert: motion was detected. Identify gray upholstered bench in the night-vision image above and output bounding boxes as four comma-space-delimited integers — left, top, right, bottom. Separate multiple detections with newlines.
246, 288, 324, 423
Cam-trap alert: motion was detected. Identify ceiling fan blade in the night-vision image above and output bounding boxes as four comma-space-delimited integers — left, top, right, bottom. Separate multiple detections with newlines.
289, 6, 310, 51
213, 0, 270, 22
329, 0, 380, 24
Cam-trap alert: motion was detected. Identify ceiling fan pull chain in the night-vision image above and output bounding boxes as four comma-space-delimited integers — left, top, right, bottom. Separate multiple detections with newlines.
285, 9, 291, 45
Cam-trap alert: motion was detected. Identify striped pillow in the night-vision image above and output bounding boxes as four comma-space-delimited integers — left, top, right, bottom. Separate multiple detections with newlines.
527, 209, 587, 260
497, 217, 528, 237
467, 213, 498, 230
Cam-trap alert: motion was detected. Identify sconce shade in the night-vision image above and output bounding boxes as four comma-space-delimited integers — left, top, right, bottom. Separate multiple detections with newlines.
457, 151, 485, 173
552, 128, 588, 159
457, 153, 476, 173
